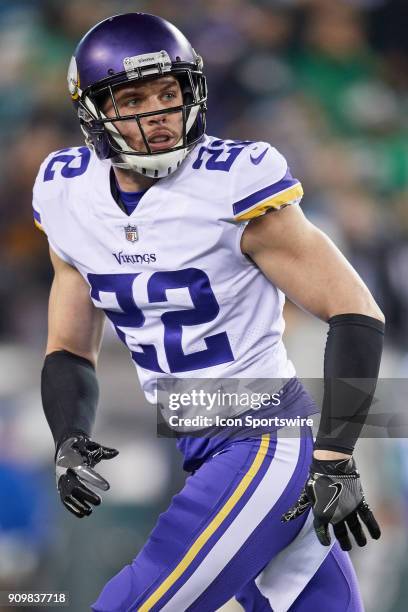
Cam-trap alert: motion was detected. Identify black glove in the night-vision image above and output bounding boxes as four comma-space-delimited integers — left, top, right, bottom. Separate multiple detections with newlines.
281, 457, 381, 551
55, 436, 119, 518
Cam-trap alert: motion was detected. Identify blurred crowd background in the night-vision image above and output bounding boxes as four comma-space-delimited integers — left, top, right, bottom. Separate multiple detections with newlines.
1, 0, 408, 610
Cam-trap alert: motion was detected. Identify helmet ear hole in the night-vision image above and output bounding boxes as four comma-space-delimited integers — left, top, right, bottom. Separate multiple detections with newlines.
94, 90, 113, 116
182, 84, 194, 105
176, 73, 195, 106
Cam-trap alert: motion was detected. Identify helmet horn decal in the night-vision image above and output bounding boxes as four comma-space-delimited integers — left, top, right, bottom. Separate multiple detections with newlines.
67, 56, 81, 100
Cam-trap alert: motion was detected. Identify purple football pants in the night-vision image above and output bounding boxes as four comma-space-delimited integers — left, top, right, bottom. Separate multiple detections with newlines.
92, 429, 363, 611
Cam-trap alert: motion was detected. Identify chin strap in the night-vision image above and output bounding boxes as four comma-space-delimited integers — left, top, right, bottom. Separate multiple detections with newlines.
110, 146, 191, 178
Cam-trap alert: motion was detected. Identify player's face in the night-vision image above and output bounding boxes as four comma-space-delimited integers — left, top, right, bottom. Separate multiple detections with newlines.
102, 76, 184, 153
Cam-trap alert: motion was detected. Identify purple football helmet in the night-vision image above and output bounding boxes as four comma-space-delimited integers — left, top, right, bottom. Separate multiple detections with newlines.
67, 13, 207, 177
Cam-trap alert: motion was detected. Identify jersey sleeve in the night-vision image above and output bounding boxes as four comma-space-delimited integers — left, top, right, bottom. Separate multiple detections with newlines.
32, 153, 75, 265
231, 143, 303, 221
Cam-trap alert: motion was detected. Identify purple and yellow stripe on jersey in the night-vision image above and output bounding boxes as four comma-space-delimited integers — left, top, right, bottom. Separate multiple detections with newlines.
233, 169, 303, 221
33, 208, 44, 232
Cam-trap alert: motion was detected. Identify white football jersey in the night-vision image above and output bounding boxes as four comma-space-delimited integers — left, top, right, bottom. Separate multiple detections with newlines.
33, 135, 303, 403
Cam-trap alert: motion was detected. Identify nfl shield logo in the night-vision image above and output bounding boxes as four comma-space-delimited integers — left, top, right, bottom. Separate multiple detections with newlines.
124, 224, 138, 242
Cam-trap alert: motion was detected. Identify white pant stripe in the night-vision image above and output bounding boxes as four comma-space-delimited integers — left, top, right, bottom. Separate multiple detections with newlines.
255, 511, 334, 612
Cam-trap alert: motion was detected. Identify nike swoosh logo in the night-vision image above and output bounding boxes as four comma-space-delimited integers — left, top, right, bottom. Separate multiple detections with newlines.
250, 147, 269, 165
323, 482, 343, 514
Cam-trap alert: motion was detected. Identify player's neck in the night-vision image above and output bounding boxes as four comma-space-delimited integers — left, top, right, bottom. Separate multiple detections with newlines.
112, 166, 157, 192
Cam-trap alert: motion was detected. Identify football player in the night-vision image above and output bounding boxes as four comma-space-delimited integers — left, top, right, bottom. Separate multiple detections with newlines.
34, 13, 384, 612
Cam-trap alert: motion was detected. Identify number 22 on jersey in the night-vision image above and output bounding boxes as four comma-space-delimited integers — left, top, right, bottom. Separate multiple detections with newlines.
88, 268, 234, 373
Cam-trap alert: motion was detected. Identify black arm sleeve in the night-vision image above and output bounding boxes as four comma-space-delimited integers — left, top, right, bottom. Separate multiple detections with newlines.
315, 313, 385, 454
41, 350, 99, 451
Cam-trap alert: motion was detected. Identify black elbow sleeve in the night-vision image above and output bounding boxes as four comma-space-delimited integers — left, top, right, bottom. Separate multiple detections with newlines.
41, 350, 99, 451
315, 313, 385, 454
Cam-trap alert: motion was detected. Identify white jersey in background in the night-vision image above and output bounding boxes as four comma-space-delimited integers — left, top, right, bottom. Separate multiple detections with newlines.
33, 135, 303, 403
